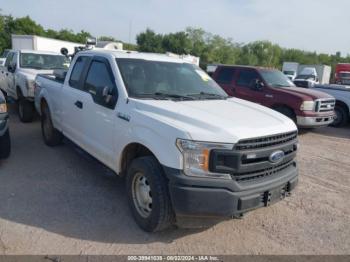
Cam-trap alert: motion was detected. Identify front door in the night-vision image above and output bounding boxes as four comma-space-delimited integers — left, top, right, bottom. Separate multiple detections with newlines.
234, 69, 266, 104
79, 56, 118, 167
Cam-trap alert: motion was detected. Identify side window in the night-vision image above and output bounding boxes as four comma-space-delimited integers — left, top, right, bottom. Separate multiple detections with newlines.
236, 70, 260, 88
69, 56, 88, 89
5, 52, 14, 67
216, 67, 235, 84
84, 60, 117, 108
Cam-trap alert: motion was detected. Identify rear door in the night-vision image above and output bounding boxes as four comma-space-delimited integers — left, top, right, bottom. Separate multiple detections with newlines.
214, 67, 236, 96
234, 68, 266, 104
61, 55, 91, 145
5, 52, 18, 98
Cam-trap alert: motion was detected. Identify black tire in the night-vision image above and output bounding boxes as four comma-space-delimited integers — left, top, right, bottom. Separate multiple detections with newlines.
331, 105, 349, 127
41, 104, 63, 146
0, 129, 11, 159
274, 106, 296, 123
126, 156, 175, 232
18, 97, 34, 123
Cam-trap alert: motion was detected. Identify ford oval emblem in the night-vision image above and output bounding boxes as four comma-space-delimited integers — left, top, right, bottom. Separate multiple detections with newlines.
269, 150, 285, 164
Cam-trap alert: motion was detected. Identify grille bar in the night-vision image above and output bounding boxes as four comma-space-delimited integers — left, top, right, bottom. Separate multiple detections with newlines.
234, 160, 295, 182
316, 99, 335, 112
235, 131, 298, 150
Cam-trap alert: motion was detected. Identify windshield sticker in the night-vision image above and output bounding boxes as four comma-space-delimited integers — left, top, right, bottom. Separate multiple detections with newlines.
195, 70, 210, 82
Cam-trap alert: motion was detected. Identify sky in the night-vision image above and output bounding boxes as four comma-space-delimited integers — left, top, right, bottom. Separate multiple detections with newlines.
2, 0, 350, 55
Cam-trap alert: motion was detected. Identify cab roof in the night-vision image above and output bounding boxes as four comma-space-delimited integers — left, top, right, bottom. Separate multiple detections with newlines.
79, 49, 191, 64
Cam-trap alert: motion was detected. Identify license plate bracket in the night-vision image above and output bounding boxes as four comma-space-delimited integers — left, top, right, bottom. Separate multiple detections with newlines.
263, 184, 288, 206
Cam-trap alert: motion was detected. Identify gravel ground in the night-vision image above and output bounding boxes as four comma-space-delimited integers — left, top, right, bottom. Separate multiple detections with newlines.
0, 108, 349, 255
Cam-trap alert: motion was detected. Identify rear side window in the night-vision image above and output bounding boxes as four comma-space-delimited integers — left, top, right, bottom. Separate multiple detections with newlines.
216, 67, 235, 84
69, 56, 88, 89
236, 70, 260, 88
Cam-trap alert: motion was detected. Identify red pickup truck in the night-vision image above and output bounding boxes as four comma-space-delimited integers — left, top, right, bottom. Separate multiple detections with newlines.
211, 65, 336, 128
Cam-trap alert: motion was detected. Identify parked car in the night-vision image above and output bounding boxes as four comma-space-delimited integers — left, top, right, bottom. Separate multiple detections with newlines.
294, 67, 319, 88
0, 50, 69, 122
312, 84, 350, 127
282, 62, 299, 80
35, 49, 299, 232
211, 65, 335, 128
0, 90, 10, 159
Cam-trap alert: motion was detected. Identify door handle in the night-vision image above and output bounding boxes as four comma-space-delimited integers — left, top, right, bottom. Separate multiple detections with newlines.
74, 100, 83, 109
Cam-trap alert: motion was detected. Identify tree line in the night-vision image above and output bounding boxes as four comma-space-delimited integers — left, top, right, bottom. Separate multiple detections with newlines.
1, 13, 350, 73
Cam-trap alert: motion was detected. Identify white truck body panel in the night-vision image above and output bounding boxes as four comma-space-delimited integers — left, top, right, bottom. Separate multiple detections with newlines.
35, 49, 297, 173
12, 35, 81, 54
298, 65, 331, 84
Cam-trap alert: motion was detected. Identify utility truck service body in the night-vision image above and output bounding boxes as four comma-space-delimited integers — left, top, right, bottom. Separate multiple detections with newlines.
35, 49, 299, 232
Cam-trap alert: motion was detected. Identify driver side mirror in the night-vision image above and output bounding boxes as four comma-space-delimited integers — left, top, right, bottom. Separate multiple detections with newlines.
7, 64, 16, 73
254, 79, 264, 90
102, 86, 115, 105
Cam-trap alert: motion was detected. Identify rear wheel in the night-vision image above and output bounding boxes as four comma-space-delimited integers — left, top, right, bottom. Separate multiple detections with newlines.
0, 129, 11, 159
126, 156, 175, 232
41, 104, 63, 146
331, 105, 349, 127
18, 96, 34, 123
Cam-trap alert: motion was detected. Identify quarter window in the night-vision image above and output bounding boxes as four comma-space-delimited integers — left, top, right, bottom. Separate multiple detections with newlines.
69, 56, 88, 89
236, 70, 260, 88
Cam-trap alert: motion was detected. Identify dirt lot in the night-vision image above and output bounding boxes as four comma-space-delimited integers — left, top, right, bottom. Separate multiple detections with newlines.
0, 108, 349, 255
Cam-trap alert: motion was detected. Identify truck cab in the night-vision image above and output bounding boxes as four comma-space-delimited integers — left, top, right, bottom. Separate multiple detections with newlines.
35, 49, 299, 232
212, 65, 335, 128
294, 67, 319, 88
335, 63, 350, 85
0, 50, 69, 122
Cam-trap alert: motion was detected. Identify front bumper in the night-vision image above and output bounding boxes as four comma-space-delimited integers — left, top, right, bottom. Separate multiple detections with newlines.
163, 163, 298, 218
297, 114, 334, 127
0, 113, 9, 136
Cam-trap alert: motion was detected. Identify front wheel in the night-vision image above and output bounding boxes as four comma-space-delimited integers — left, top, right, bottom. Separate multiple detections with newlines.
0, 129, 11, 159
331, 105, 349, 127
18, 97, 34, 123
126, 156, 175, 232
41, 104, 63, 146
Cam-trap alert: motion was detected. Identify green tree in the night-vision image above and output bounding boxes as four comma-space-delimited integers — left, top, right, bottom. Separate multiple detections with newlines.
136, 29, 164, 52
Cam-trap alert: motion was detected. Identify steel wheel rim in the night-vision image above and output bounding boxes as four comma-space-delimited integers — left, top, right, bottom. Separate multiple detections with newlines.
132, 172, 152, 218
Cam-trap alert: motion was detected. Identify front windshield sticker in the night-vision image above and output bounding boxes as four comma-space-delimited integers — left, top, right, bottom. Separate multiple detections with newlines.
195, 70, 211, 82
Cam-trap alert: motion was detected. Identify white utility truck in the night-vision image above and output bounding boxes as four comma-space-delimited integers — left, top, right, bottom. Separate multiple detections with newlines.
35, 48, 299, 232
12, 34, 81, 54
282, 62, 299, 80
0, 50, 69, 122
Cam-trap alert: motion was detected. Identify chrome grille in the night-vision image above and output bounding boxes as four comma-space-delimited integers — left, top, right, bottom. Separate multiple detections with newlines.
235, 131, 298, 151
315, 99, 335, 112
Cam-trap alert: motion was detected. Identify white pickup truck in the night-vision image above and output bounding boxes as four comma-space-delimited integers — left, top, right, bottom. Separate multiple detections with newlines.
35, 49, 299, 232
0, 50, 69, 122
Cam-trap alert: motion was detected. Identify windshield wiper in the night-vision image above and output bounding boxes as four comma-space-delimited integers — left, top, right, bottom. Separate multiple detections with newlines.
188, 92, 228, 100
153, 92, 196, 101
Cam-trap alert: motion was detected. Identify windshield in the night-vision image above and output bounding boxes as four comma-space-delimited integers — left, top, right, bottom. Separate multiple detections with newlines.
339, 72, 350, 78
1, 50, 9, 59
283, 70, 295, 75
259, 69, 295, 88
116, 58, 228, 100
296, 74, 316, 80
20, 53, 70, 70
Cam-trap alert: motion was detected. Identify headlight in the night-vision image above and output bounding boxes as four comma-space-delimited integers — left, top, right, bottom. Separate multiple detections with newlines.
300, 101, 315, 111
0, 103, 7, 113
176, 139, 233, 179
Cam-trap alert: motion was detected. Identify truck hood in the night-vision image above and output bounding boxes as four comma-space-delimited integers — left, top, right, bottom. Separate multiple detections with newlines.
273, 86, 333, 100
133, 98, 297, 143
18, 68, 54, 81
